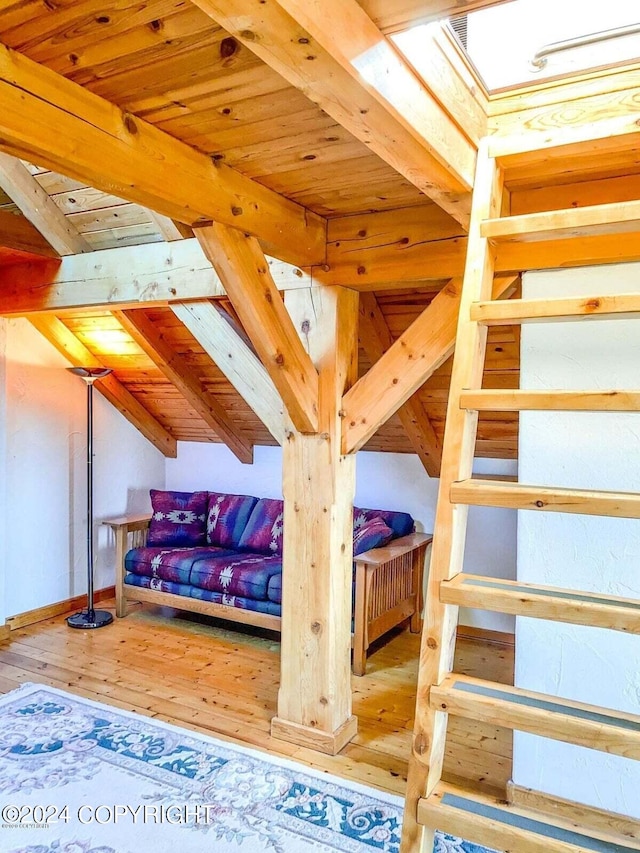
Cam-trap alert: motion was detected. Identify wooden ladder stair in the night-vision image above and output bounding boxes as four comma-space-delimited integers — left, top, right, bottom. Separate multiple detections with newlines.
400, 139, 640, 852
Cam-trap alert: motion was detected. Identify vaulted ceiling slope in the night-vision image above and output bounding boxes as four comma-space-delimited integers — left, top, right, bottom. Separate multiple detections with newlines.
0, 159, 517, 464
1, 0, 640, 469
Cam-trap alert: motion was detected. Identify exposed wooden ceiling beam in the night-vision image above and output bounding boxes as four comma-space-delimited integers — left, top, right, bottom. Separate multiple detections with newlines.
323, 229, 640, 287
195, 224, 319, 434
147, 212, 194, 242
323, 204, 465, 287
358, 292, 441, 476
344, 277, 461, 453
191, 0, 474, 227
0, 153, 92, 256
0, 238, 312, 316
0, 209, 59, 258
116, 309, 254, 464
321, 203, 640, 288
342, 275, 518, 453
0, 42, 326, 266
358, 0, 512, 34
172, 300, 286, 446
29, 315, 177, 457
510, 174, 640, 216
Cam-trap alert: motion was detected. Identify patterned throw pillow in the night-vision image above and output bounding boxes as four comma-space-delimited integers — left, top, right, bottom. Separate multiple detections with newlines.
206, 493, 258, 549
353, 517, 394, 556
237, 498, 285, 555
147, 490, 208, 547
353, 506, 414, 539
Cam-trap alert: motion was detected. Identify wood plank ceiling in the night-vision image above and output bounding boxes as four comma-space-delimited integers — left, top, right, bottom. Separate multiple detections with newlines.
0, 0, 425, 217
0, 0, 519, 463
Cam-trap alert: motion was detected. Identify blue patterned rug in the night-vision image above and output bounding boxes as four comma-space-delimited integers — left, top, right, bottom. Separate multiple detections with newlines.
0, 683, 496, 853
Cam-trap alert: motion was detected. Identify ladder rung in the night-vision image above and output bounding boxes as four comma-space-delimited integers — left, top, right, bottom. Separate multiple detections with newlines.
482, 200, 640, 245
431, 675, 640, 759
451, 479, 640, 519
418, 783, 640, 853
471, 294, 640, 325
460, 389, 640, 412
440, 574, 640, 633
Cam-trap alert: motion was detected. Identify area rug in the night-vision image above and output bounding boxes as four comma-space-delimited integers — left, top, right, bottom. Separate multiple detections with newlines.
0, 683, 496, 853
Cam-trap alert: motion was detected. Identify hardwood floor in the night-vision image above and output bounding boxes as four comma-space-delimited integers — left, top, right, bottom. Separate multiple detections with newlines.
0, 601, 514, 797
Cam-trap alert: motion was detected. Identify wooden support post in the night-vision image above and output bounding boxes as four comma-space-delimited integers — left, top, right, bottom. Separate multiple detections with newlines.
271, 286, 359, 755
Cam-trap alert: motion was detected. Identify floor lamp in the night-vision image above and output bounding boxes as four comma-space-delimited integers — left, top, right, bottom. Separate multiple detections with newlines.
67, 367, 114, 629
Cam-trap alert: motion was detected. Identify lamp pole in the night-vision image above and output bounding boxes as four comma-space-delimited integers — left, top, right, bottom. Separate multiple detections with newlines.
67, 367, 114, 629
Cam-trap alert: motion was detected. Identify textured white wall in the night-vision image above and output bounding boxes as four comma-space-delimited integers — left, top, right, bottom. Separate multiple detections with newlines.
166, 443, 518, 631
0, 319, 519, 630
516, 263, 640, 817
2, 319, 165, 617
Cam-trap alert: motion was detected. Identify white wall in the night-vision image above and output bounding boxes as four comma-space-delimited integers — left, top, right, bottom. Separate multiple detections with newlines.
2, 319, 165, 617
166, 442, 518, 631
515, 263, 640, 817
0, 318, 517, 628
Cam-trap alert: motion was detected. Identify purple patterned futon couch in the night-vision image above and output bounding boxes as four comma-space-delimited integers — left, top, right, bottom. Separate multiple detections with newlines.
106, 490, 432, 675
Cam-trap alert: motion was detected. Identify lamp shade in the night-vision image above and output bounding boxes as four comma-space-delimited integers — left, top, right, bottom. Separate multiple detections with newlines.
67, 367, 113, 382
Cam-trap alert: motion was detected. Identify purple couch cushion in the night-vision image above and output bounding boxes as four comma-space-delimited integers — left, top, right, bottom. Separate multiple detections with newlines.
190, 552, 283, 600
206, 493, 258, 549
125, 546, 233, 585
147, 490, 208, 547
353, 506, 414, 539
124, 573, 192, 598
189, 587, 281, 617
237, 498, 284, 555
353, 517, 394, 556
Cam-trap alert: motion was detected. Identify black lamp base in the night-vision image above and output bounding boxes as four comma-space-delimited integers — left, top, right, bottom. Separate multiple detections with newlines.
67, 609, 114, 629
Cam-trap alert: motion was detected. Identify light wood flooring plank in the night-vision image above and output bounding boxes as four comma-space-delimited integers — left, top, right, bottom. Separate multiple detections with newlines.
2, 600, 513, 796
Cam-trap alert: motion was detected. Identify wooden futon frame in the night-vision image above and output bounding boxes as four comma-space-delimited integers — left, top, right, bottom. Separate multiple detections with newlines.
106, 515, 432, 676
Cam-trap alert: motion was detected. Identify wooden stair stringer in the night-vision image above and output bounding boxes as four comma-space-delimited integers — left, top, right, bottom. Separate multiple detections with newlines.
400, 140, 507, 851
400, 137, 640, 853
